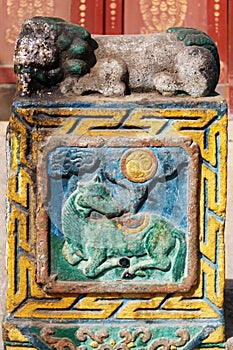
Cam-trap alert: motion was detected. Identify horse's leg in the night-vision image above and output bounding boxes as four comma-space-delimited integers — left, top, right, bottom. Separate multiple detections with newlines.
123, 228, 176, 279
84, 248, 130, 278
90, 257, 130, 275
83, 248, 106, 278
122, 256, 171, 279
62, 241, 83, 265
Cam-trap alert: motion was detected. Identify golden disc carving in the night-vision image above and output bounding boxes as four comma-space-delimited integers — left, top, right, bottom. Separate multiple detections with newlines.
121, 148, 158, 183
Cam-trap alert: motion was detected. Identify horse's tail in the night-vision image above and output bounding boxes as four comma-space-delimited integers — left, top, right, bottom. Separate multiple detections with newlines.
171, 228, 187, 281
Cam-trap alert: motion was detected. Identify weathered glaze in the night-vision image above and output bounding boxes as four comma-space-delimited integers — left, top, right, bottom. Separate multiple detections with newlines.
4, 93, 227, 350
39, 136, 199, 293
4, 16, 227, 350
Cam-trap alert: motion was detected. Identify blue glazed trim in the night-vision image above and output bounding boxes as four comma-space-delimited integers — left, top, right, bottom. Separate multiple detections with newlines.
12, 97, 227, 116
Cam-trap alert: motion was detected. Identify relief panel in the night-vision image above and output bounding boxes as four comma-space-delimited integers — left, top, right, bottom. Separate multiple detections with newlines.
4, 96, 227, 350
37, 136, 199, 294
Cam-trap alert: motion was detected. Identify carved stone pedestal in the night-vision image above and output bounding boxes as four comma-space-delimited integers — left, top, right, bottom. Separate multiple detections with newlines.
4, 93, 227, 350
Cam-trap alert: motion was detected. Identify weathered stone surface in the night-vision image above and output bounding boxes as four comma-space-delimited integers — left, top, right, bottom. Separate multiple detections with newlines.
14, 17, 219, 98
4, 14, 228, 350
14, 17, 97, 96
227, 337, 233, 350
61, 58, 127, 96
91, 30, 219, 97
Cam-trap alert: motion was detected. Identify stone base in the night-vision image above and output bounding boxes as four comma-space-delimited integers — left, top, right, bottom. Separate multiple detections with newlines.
4, 93, 227, 349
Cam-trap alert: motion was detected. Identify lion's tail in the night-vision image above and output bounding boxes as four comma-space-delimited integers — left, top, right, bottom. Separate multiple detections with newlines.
171, 228, 187, 282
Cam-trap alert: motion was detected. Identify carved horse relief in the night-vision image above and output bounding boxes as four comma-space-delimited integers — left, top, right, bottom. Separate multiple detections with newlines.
61, 174, 186, 281
46, 143, 193, 285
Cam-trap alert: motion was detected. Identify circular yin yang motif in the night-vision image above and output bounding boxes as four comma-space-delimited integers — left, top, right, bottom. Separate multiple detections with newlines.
121, 148, 158, 183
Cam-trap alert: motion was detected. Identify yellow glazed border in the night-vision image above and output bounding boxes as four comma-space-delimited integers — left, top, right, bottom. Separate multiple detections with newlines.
6, 105, 227, 343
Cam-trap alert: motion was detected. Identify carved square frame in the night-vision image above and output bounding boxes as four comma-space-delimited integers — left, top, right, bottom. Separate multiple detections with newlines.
36, 134, 200, 294
5, 98, 227, 348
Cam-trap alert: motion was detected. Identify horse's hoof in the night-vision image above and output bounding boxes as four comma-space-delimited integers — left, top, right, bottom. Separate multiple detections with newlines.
122, 271, 135, 279
135, 270, 147, 277
119, 257, 130, 268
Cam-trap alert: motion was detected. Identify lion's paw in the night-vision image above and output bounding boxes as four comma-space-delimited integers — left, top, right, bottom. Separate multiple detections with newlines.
153, 72, 180, 96
65, 58, 127, 96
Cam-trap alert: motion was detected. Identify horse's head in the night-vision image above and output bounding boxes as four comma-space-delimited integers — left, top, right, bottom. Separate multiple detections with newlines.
75, 175, 124, 218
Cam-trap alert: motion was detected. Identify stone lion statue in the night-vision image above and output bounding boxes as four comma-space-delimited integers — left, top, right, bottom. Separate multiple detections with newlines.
14, 17, 220, 97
